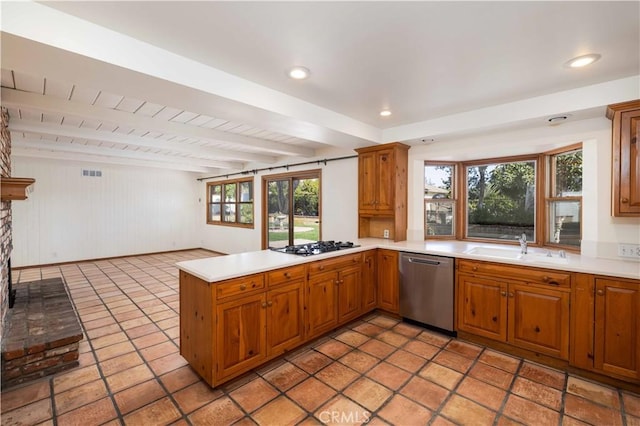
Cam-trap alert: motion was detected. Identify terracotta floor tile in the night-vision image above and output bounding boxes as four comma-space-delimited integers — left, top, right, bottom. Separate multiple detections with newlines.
511, 376, 562, 410
627, 414, 640, 426
416, 330, 451, 348
391, 322, 423, 338
287, 377, 336, 412
148, 352, 188, 376
82, 315, 116, 331
252, 395, 306, 426
53, 365, 101, 393
403, 340, 440, 360
133, 331, 169, 349
1, 398, 52, 426
159, 365, 200, 393
95, 341, 136, 362
56, 397, 117, 426
564, 394, 623, 426
314, 339, 352, 359
385, 349, 426, 373
518, 361, 566, 390
290, 350, 333, 374
339, 350, 379, 373
377, 394, 432, 426
106, 363, 155, 393
445, 340, 483, 359
229, 377, 279, 413
566, 376, 621, 409
366, 362, 411, 390
469, 362, 514, 390
624, 392, 640, 418
478, 349, 521, 373
456, 376, 507, 411
99, 351, 144, 377
261, 361, 308, 391
125, 323, 161, 339
0, 379, 51, 413
124, 397, 181, 425
441, 394, 496, 426
562, 415, 591, 426
87, 323, 122, 340
173, 381, 224, 414
316, 362, 360, 391
335, 330, 370, 347
55, 379, 108, 414
433, 350, 474, 373
139, 341, 179, 362
419, 363, 463, 390
365, 417, 390, 426
315, 395, 372, 426
91, 331, 129, 350
352, 322, 385, 337
502, 394, 560, 426
358, 339, 395, 359
377, 331, 409, 347
399, 375, 449, 410
431, 415, 457, 426
344, 377, 393, 411
114, 379, 166, 414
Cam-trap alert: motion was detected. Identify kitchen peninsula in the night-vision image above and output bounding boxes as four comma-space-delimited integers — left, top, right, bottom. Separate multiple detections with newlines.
178, 239, 640, 389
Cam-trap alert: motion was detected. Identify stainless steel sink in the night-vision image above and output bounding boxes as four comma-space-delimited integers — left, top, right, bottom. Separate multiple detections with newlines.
464, 246, 569, 265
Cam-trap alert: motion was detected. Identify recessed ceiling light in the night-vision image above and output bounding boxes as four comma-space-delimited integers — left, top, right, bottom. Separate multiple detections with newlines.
565, 53, 601, 68
380, 110, 392, 117
288, 66, 310, 80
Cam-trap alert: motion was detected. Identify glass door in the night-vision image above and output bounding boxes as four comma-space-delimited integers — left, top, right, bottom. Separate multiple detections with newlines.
264, 171, 320, 248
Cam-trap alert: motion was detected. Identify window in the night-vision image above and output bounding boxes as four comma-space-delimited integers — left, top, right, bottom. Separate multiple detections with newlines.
207, 178, 254, 227
465, 157, 537, 242
424, 163, 456, 238
546, 145, 582, 248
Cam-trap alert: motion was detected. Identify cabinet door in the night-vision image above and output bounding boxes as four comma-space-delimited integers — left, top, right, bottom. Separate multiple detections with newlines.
216, 293, 266, 380
267, 281, 304, 356
337, 266, 362, 324
457, 274, 507, 342
618, 109, 640, 215
594, 278, 640, 379
377, 249, 399, 313
508, 283, 570, 360
358, 152, 377, 211
307, 271, 338, 338
362, 251, 377, 312
375, 149, 395, 213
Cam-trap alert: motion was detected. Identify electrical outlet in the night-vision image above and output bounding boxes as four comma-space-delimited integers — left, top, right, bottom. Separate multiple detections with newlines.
618, 243, 640, 259
383, 229, 390, 239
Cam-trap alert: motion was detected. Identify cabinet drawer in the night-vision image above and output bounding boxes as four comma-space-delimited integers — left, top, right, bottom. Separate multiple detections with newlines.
216, 274, 265, 300
268, 265, 305, 287
458, 259, 570, 288
308, 253, 362, 275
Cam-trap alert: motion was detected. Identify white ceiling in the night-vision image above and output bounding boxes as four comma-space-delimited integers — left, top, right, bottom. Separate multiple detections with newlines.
1, 1, 639, 174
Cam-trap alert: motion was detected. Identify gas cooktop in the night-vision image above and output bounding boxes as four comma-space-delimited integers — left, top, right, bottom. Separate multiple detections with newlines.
270, 240, 359, 256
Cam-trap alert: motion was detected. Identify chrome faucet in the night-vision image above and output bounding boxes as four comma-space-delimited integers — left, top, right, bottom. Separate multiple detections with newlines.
517, 233, 528, 254
558, 250, 567, 259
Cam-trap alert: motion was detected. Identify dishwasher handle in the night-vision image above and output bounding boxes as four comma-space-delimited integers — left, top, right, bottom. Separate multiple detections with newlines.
407, 257, 441, 266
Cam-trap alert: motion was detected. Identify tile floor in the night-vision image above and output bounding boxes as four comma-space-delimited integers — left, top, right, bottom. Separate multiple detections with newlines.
1, 249, 639, 426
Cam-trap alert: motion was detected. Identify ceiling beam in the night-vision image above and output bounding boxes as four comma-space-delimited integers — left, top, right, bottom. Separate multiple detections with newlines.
14, 137, 227, 171
12, 147, 215, 174
1, 88, 316, 157
8, 120, 264, 167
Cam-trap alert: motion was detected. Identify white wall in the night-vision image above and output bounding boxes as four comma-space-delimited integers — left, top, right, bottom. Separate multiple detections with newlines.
197, 152, 359, 254
11, 157, 200, 266
407, 116, 640, 260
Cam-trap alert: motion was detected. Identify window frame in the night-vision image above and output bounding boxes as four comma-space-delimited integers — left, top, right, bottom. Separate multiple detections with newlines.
424, 161, 457, 239
206, 177, 254, 228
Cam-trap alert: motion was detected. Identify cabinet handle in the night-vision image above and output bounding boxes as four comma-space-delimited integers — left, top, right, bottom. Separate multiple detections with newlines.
596, 289, 605, 296
472, 266, 478, 272
319, 265, 325, 271
621, 197, 629, 203
353, 257, 358, 262
239, 284, 247, 290
267, 301, 273, 307
547, 281, 559, 286
501, 291, 507, 297
261, 302, 267, 308
508, 292, 514, 298
284, 272, 291, 278
542, 276, 550, 282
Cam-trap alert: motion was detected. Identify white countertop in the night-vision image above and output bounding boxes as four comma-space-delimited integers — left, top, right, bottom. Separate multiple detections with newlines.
176, 238, 640, 283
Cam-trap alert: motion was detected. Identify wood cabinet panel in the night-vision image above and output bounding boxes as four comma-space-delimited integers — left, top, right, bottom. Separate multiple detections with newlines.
216, 274, 265, 300
337, 266, 362, 324
377, 249, 399, 313
457, 273, 508, 341
458, 260, 570, 288
362, 250, 377, 312
358, 152, 377, 211
508, 283, 569, 359
594, 278, 640, 379
215, 293, 266, 380
570, 273, 595, 370
307, 253, 362, 274
266, 280, 304, 356
268, 265, 305, 287
306, 271, 338, 338
608, 100, 640, 216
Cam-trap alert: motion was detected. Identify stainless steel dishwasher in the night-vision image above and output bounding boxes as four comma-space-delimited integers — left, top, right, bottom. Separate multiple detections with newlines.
399, 252, 455, 334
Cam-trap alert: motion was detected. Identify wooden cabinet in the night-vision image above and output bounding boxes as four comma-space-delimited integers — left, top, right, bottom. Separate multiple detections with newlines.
456, 259, 570, 360
594, 278, 640, 380
607, 100, 640, 216
306, 270, 339, 338
377, 249, 399, 313
355, 142, 410, 241
266, 281, 304, 356
337, 266, 362, 324
362, 250, 377, 312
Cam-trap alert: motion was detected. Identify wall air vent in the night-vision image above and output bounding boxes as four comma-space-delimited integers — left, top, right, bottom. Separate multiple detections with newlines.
81, 169, 103, 177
